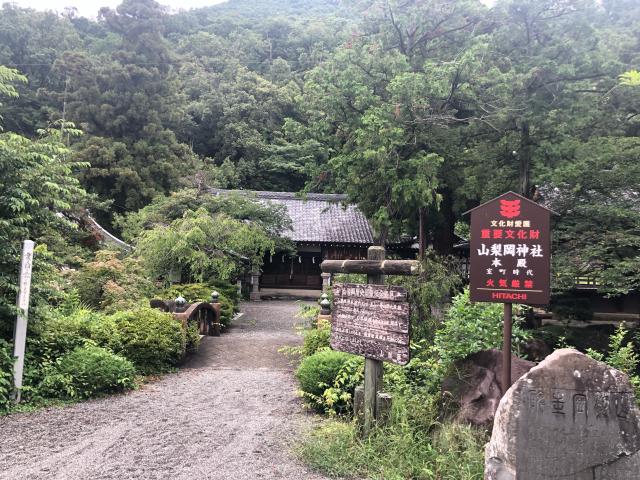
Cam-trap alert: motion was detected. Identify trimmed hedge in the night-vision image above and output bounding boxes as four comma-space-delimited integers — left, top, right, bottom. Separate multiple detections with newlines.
296, 350, 355, 410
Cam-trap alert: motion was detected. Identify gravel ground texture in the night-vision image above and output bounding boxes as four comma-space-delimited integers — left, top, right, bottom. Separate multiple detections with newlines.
0, 300, 332, 480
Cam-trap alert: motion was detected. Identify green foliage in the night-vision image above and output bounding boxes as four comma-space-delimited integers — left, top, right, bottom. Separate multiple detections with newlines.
296, 349, 355, 411
297, 40, 443, 241
316, 356, 364, 416
70, 250, 153, 313
110, 307, 186, 374
297, 302, 321, 325
0, 66, 26, 122
136, 208, 275, 283
39, 345, 136, 399
1, 0, 637, 297
299, 401, 487, 479
434, 289, 530, 372
0, 127, 89, 339
0, 339, 13, 411
161, 281, 237, 303
388, 251, 463, 342
620, 70, 640, 87
302, 321, 331, 357
544, 137, 640, 296
115, 189, 292, 246
34, 308, 122, 360
587, 324, 640, 397
185, 323, 201, 354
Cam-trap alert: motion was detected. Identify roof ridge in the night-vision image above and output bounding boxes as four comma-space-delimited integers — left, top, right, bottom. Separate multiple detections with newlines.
207, 188, 349, 202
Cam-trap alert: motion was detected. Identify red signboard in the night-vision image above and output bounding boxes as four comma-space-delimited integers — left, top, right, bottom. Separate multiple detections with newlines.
467, 192, 553, 305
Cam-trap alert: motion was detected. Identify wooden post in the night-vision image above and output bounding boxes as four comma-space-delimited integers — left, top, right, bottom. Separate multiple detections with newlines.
375, 392, 393, 426
502, 302, 513, 395
363, 246, 385, 435
353, 385, 365, 424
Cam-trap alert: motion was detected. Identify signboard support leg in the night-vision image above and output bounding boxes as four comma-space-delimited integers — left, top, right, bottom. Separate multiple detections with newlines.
363, 246, 386, 435
502, 302, 512, 396
363, 358, 383, 434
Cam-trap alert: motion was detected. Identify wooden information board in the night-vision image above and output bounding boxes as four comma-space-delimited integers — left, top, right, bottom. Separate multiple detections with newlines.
331, 283, 410, 365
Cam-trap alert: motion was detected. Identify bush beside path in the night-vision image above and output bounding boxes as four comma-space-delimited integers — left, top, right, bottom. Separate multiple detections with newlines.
0, 301, 331, 480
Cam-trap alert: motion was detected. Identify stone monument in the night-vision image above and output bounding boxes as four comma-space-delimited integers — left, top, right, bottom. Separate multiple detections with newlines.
485, 348, 640, 479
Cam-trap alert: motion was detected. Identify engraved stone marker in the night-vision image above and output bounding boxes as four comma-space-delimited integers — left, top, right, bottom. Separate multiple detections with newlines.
331, 283, 410, 365
485, 349, 640, 479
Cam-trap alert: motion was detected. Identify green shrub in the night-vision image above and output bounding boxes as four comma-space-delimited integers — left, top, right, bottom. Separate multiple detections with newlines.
587, 324, 640, 398
387, 251, 463, 342
0, 340, 13, 411
110, 307, 186, 374
297, 303, 321, 328
302, 321, 331, 357
217, 294, 236, 326
317, 356, 364, 416
296, 350, 355, 411
434, 288, 530, 372
35, 308, 122, 359
71, 250, 153, 313
39, 345, 136, 399
185, 322, 201, 353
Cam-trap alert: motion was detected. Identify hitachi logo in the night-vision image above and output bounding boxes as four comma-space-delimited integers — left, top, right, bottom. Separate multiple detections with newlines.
491, 292, 528, 301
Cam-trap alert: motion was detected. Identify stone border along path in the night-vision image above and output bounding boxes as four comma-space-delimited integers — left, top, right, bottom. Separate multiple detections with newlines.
0, 301, 334, 480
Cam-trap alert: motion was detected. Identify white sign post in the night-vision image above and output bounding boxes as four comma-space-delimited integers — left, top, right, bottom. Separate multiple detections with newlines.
12, 240, 35, 403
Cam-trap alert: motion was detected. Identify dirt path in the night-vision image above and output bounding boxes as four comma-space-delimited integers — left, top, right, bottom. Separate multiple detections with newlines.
0, 301, 329, 480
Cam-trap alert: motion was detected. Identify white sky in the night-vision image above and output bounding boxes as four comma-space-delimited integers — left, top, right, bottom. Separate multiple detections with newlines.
7, 0, 229, 18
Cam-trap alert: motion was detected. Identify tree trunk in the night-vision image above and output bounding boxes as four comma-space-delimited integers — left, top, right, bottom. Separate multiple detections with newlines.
418, 207, 426, 259
520, 121, 532, 198
432, 190, 456, 255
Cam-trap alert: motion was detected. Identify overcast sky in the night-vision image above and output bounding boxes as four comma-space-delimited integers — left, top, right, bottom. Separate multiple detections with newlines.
8, 0, 229, 18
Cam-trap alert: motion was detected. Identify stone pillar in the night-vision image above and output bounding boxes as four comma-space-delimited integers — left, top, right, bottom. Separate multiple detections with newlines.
249, 265, 261, 301
321, 272, 331, 292
210, 291, 221, 336
317, 293, 332, 326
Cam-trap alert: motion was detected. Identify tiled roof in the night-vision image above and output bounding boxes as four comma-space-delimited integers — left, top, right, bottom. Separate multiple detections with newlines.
208, 189, 374, 244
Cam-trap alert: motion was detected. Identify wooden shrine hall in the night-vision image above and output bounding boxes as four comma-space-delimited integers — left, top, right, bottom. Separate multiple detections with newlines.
209, 189, 415, 297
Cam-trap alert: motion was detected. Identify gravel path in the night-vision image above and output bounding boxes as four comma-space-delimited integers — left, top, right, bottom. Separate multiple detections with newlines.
0, 301, 330, 480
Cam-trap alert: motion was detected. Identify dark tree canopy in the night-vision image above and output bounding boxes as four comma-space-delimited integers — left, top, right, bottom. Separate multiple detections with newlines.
0, 0, 638, 295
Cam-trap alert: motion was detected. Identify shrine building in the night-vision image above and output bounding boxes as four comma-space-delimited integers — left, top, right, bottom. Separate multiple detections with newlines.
209, 189, 414, 297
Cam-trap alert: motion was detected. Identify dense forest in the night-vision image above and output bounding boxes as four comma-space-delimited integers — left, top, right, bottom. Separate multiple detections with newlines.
1, 0, 639, 297
1, 2, 640, 474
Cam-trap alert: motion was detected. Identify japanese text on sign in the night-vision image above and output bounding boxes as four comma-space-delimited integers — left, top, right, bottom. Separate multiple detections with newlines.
468, 192, 552, 305
331, 283, 410, 365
